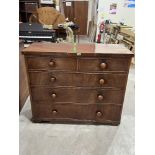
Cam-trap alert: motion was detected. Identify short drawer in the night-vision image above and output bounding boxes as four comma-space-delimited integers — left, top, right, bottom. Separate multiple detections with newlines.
29, 71, 128, 88
32, 104, 122, 122
26, 56, 77, 70
78, 58, 131, 72
31, 87, 125, 104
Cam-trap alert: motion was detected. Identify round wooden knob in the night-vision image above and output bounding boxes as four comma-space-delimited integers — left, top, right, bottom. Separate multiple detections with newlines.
49, 61, 55, 67
100, 62, 107, 69
51, 93, 56, 99
50, 77, 56, 82
52, 109, 57, 115
99, 79, 105, 85
96, 111, 102, 117
98, 95, 104, 101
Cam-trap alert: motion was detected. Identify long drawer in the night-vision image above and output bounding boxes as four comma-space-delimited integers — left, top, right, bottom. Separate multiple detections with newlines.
29, 71, 128, 88
32, 103, 122, 122
31, 87, 125, 104
26, 56, 131, 72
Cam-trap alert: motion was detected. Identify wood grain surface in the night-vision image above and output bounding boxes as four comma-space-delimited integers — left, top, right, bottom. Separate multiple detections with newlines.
22, 42, 134, 56
23, 42, 133, 125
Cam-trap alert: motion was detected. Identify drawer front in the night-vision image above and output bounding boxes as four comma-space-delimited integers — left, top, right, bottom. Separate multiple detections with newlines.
27, 57, 77, 70
31, 87, 124, 104
32, 104, 122, 122
78, 58, 131, 72
29, 71, 128, 88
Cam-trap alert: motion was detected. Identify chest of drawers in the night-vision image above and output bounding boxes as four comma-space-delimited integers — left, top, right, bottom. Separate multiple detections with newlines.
22, 43, 133, 125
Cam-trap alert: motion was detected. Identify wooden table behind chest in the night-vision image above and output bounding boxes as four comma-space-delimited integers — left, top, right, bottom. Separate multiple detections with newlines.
22, 43, 133, 125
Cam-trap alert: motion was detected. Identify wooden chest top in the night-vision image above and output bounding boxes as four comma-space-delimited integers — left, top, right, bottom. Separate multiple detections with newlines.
22, 42, 134, 57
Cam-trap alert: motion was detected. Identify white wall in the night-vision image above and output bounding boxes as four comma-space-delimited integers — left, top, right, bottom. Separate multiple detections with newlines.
87, 0, 93, 32
97, 0, 135, 27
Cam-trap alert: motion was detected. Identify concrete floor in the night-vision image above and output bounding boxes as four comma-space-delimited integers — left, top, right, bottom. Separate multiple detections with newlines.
19, 65, 134, 155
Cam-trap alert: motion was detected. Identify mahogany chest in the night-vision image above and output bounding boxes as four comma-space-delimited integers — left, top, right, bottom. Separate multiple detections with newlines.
22, 43, 133, 125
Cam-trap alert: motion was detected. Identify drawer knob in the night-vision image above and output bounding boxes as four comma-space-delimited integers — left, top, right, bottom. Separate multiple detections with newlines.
52, 109, 57, 115
50, 77, 56, 82
100, 62, 107, 69
51, 93, 56, 99
49, 60, 55, 67
99, 79, 105, 85
96, 111, 102, 117
98, 95, 104, 101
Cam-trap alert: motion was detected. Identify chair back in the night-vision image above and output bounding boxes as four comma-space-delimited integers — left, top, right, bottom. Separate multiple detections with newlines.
37, 7, 65, 26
